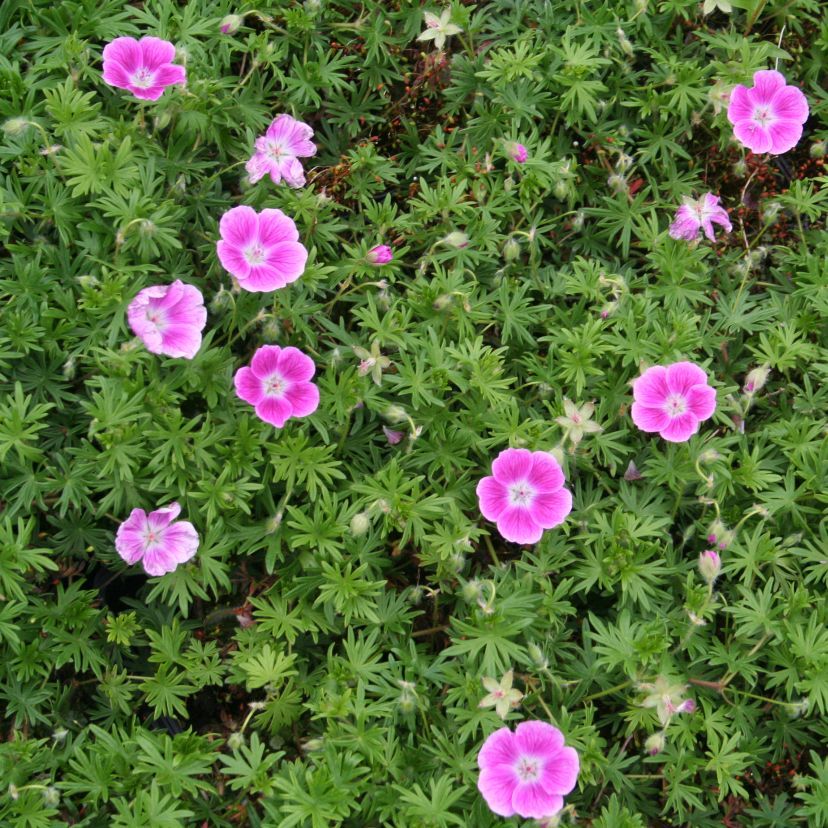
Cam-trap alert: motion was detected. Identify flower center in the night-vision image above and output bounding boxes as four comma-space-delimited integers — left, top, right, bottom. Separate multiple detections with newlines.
130, 68, 155, 89
515, 756, 541, 783
264, 373, 286, 397
266, 141, 286, 160
244, 243, 266, 265
664, 393, 687, 417
145, 307, 166, 329
508, 481, 535, 507
144, 528, 162, 548
752, 106, 773, 127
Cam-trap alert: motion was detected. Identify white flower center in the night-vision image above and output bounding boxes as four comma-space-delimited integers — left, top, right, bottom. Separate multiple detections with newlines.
266, 141, 286, 160
752, 106, 773, 127
145, 307, 166, 329
244, 244, 266, 265
515, 756, 541, 783
143, 528, 162, 548
508, 481, 535, 507
131, 68, 155, 89
264, 373, 286, 397
664, 393, 687, 417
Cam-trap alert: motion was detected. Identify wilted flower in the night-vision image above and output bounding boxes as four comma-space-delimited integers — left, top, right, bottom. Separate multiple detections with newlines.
631, 362, 716, 443
639, 677, 695, 726
417, 8, 462, 51
623, 460, 643, 481
555, 400, 603, 448
217, 206, 308, 292
220, 14, 244, 34
477, 722, 579, 819
479, 670, 524, 719
353, 341, 391, 385
116, 502, 199, 577
669, 193, 732, 242
234, 345, 320, 428
246, 114, 317, 188
477, 448, 573, 544
127, 280, 206, 360
728, 70, 809, 155
367, 244, 393, 265
102, 36, 186, 101
383, 426, 405, 445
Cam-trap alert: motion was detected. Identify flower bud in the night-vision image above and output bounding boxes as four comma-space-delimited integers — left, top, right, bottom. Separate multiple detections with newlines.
527, 643, 548, 670
366, 244, 393, 265
385, 405, 407, 423
461, 579, 482, 602
227, 731, 245, 750
762, 200, 781, 223
220, 13, 244, 34
607, 173, 627, 194
616, 28, 634, 56
503, 237, 521, 261
350, 512, 371, 536
440, 230, 469, 248
2, 117, 29, 137
623, 460, 642, 481
744, 365, 770, 394
698, 550, 721, 585
810, 140, 826, 158
505, 141, 528, 163
553, 179, 570, 200
645, 732, 665, 755
42, 786, 60, 807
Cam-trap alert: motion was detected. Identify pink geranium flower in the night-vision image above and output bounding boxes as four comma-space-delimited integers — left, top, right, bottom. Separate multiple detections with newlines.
127, 280, 206, 359
116, 502, 198, 576
367, 244, 393, 265
631, 362, 716, 442
669, 193, 732, 242
216, 206, 308, 292
727, 70, 809, 155
477, 449, 572, 544
477, 721, 579, 819
102, 36, 186, 101
246, 114, 317, 187
234, 345, 319, 427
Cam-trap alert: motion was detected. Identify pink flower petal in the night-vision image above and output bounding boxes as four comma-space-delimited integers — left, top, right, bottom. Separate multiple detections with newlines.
130, 83, 168, 102
102, 61, 131, 89
539, 746, 579, 796
250, 345, 282, 379
632, 366, 669, 406
750, 69, 786, 102
152, 63, 186, 89
216, 240, 251, 280
531, 488, 572, 529
103, 37, 142, 73
219, 205, 259, 247
514, 721, 564, 756
478, 727, 519, 770
141, 546, 179, 576
159, 323, 202, 359
477, 476, 510, 521
727, 85, 753, 123
687, 384, 716, 420
286, 381, 319, 418
666, 361, 708, 395
258, 209, 300, 246
660, 412, 700, 442
527, 452, 564, 493
278, 346, 315, 382
477, 767, 517, 817
496, 506, 543, 545
262, 241, 308, 285
511, 783, 562, 819
159, 521, 199, 564
147, 502, 181, 531
255, 396, 293, 428
246, 153, 271, 184
139, 36, 176, 70
630, 402, 670, 433
669, 208, 700, 240
115, 508, 149, 564
768, 120, 804, 155
733, 121, 772, 154
238, 264, 288, 292
770, 85, 808, 122
491, 448, 533, 485
234, 367, 264, 405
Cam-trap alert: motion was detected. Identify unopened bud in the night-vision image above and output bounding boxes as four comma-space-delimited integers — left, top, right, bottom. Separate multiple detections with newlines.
505, 141, 528, 163
607, 173, 627, 193
761, 200, 782, 223
42, 786, 60, 807
461, 579, 482, 602
385, 405, 407, 423
616, 28, 634, 56
261, 319, 281, 341
503, 237, 521, 261
440, 230, 469, 249
553, 179, 570, 200
350, 512, 371, 536
810, 140, 826, 158
527, 643, 548, 670
366, 244, 393, 265
698, 550, 721, 585
645, 732, 666, 755
744, 365, 770, 394
3, 117, 29, 137
227, 731, 245, 750
220, 13, 244, 34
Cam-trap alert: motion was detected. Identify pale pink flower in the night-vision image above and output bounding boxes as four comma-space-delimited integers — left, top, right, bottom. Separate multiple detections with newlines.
127, 280, 206, 359
669, 193, 732, 242
727, 70, 809, 155
477, 449, 572, 545
115, 502, 198, 577
367, 244, 393, 265
246, 114, 317, 187
477, 721, 579, 819
102, 37, 186, 101
216, 206, 308, 292
234, 345, 319, 427
631, 362, 716, 443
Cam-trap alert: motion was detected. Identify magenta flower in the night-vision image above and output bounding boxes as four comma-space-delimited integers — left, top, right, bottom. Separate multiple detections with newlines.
727, 70, 809, 155
246, 114, 317, 188
217, 206, 308, 292
127, 280, 206, 359
102, 36, 186, 101
477, 721, 579, 819
115, 502, 198, 577
234, 345, 319, 427
631, 362, 716, 443
669, 193, 732, 242
367, 244, 393, 265
477, 449, 572, 545
507, 142, 528, 163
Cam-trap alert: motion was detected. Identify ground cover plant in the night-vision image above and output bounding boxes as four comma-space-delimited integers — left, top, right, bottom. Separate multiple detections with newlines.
1, 0, 827, 824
